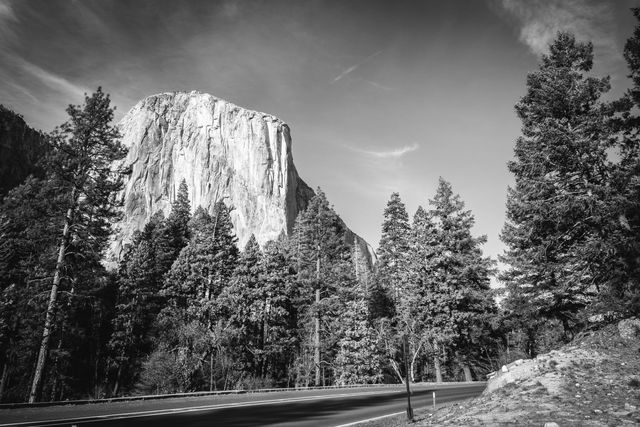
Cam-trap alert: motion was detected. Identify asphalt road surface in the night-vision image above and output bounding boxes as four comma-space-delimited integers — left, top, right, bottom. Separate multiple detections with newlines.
0, 383, 486, 427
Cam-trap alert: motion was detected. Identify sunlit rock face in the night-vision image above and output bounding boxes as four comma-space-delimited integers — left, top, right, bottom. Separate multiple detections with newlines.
109, 91, 374, 271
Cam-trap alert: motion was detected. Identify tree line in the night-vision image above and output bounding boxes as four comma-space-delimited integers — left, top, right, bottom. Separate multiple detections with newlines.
1, 10, 639, 403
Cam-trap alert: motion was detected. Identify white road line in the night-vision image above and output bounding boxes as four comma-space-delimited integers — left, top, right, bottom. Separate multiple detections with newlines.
0, 389, 403, 427
333, 411, 405, 427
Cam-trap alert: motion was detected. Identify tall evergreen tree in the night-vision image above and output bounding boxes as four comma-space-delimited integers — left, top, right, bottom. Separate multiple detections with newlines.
290, 188, 353, 386
108, 180, 192, 395
159, 179, 192, 269
500, 33, 615, 336
222, 235, 264, 378
0, 178, 64, 401
605, 9, 640, 314
162, 203, 237, 321
376, 193, 411, 304
335, 298, 383, 385
410, 179, 495, 381
145, 203, 238, 392
256, 237, 298, 385
29, 88, 127, 402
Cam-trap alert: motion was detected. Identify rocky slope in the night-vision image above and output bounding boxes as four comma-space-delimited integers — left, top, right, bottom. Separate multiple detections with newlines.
110, 91, 374, 270
416, 319, 640, 426
0, 105, 49, 197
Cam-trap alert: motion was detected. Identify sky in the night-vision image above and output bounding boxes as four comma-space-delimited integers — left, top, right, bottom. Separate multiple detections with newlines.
0, 0, 638, 273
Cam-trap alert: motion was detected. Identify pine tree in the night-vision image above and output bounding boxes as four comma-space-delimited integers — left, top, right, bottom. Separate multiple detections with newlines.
257, 237, 298, 385
376, 193, 411, 304
149, 203, 238, 392
411, 179, 495, 381
290, 188, 353, 386
108, 182, 192, 395
163, 203, 238, 321
604, 9, 640, 314
108, 213, 162, 395
222, 235, 263, 377
500, 33, 615, 336
29, 88, 127, 402
404, 205, 439, 381
155, 179, 192, 273
335, 299, 383, 385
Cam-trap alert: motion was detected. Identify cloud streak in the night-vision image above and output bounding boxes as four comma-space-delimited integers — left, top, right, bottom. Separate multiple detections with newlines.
15, 57, 88, 101
0, 0, 15, 20
352, 142, 419, 159
0, 0, 17, 43
331, 50, 383, 83
498, 0, 617, 57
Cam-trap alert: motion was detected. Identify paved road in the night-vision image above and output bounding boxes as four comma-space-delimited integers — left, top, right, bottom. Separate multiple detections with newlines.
0, 383, 486, 427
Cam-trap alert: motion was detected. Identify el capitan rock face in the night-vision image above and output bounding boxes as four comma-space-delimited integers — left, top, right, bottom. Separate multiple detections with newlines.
111, 91, 374, 270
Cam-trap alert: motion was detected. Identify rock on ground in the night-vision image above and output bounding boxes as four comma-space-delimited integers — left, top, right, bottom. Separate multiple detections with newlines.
415, 319, 640, 426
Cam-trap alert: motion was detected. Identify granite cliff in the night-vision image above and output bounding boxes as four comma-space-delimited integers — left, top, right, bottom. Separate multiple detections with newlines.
110, 91, 374, 271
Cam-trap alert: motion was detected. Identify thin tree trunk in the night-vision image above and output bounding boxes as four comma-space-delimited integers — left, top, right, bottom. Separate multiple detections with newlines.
462, 364, 473, 382
0, 361, 9, 402
50, 282, 74, 402
29, 200, 75, 403
314, 248, 321, 386
389, 359, 404, 383
94, 349, 99, 399
433, 341, 443, 383
314, 288, 320, 386
410, 341, 423, 383
261, 298, 268, 379
50, 331, 63, 402
112, 351, 124, 397
434, 357, 443, 383
209, 352, 214, 391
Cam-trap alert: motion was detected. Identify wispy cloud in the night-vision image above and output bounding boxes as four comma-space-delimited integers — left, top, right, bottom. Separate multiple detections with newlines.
331, 50, 383, 83
0, 0, 17, 42
14, 57, 88, 101
4, 80, 39, 103
498, 0, 617, 57
352, 142, 419, 159
361, 79, 394, 91
0, 0, 15, 21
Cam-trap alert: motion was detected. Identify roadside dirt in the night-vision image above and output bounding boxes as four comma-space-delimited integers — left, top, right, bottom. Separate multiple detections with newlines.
411, 319, 640, 426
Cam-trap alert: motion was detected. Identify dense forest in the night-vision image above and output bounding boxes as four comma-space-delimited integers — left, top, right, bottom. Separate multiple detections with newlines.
0, 13, 639, 404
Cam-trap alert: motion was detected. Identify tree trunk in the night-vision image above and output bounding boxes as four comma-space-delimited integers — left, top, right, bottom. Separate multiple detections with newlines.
410, 341, 423, 383
0, 360, 9, 402
462, 364, 473, 382
389, 359, 404, 383
29, 201, 75, 403
50, 282, 74, 402
261, 299, 269, 379
433, 341, 443, 383
314, 288, 320, 386
434, 357, 443, 383
112, 353, 123, 397
209, 352, 214, 391
314, 249, 321, 386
